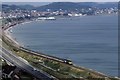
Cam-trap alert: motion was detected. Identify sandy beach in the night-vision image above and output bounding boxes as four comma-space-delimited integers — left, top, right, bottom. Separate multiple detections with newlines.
3, 20, 34, 47
4, 27, 20, 46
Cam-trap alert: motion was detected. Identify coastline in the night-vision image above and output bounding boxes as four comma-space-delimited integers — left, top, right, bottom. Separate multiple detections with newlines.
4, 27, 20, 46
4, 14, 116, 46
3, 20, 34, 47
2, 16, 119, 79
4, 19, 107, 73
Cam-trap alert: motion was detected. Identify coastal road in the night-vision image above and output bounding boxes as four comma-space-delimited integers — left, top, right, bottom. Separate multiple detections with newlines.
0, 46, 55, 80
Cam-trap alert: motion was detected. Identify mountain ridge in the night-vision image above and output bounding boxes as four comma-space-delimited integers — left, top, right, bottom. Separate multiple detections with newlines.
2, 2, 118, 11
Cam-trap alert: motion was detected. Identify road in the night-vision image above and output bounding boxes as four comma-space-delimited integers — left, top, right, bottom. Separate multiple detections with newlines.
0, 46, 55, 80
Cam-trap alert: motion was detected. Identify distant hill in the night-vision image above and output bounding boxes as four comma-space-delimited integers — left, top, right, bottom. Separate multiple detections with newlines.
2, 4, 25, 12
89, 2, 118, 8
2, 2, 118, 12
35, 2, 91, 11
77, 2, 117, 8
2, 4, 35, 11
36, 2, 118, 11
17, 5, 35, 10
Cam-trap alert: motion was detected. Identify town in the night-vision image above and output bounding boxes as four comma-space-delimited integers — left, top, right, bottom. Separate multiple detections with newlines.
0, 2, 119, 80
1, 2, 118, 19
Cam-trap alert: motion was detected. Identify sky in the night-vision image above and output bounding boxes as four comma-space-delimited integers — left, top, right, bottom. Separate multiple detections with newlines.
2, 2, 51, 6
1, 0, 119, 2
1, 0, 119, 7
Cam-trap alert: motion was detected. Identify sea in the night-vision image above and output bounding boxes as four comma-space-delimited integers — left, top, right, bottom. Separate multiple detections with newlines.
11, 14, 118, 76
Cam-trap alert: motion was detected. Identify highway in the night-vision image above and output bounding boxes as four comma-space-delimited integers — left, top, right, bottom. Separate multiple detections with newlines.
1, 46, 56, 80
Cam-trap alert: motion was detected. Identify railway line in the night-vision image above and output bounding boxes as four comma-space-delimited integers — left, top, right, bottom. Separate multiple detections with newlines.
2, 21, 118, 80
3, 31, 109, 78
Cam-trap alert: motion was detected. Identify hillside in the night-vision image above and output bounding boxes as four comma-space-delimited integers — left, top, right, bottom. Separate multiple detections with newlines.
36, 2, 118, 11
35, 2, 91, 11
2, 2, 118, 12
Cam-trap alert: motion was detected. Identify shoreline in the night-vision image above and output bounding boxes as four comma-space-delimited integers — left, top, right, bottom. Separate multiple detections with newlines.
4, 27, 20, 46
3, 20, 34, 47
3, 18, 57, 48
2, 17, 119, 78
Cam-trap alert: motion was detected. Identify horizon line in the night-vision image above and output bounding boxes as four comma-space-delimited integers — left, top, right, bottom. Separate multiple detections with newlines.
1, 0, 119, 2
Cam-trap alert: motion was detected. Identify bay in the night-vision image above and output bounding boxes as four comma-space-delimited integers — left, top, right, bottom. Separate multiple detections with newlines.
12, 14, 118, 76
